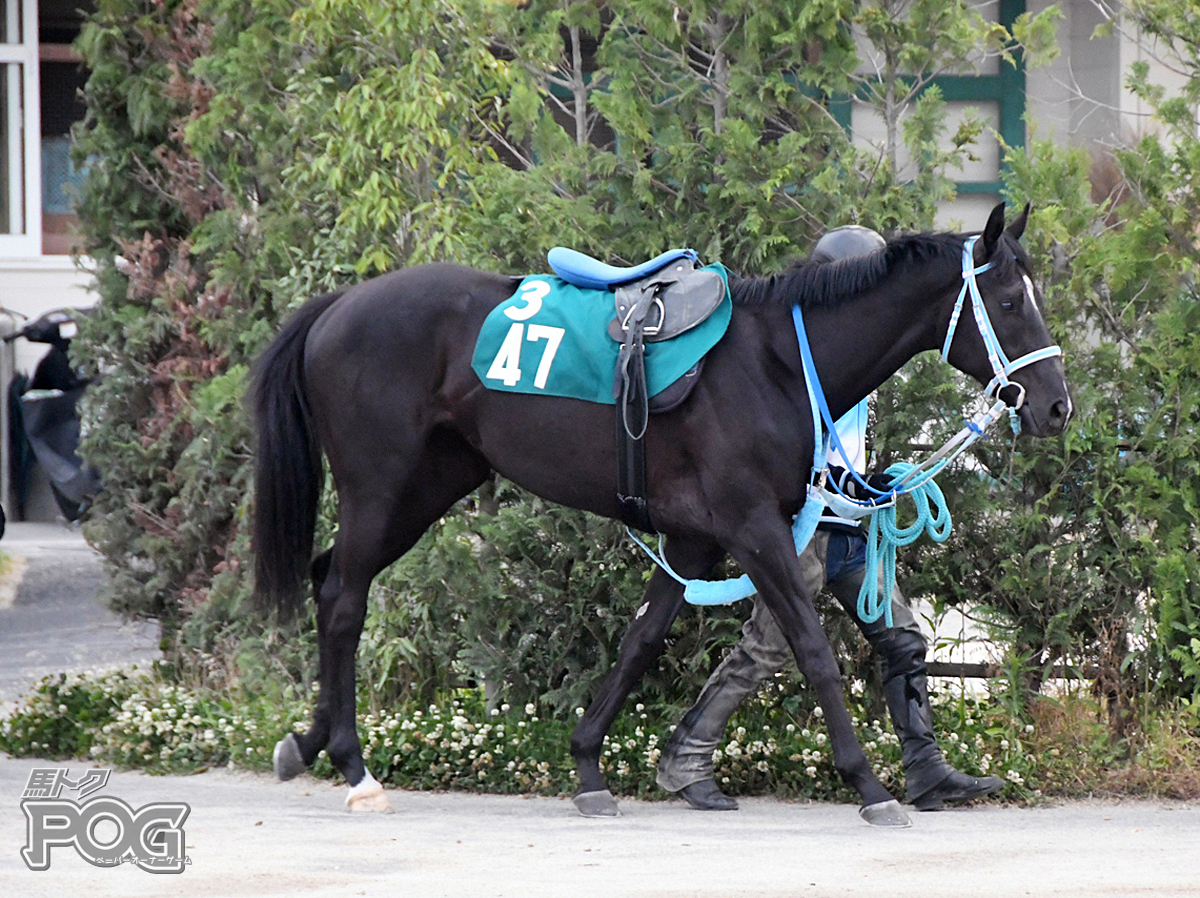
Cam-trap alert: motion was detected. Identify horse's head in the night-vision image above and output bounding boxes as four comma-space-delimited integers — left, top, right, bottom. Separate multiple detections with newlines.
942, 202, 1072, 437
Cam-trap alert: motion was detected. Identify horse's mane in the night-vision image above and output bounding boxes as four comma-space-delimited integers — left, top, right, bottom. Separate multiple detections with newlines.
729, 231, 1018, 310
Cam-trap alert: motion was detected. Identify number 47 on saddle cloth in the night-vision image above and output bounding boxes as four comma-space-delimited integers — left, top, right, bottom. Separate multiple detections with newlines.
470, 265, 732, 405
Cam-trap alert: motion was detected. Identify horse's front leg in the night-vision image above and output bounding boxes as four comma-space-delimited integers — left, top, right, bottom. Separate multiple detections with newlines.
729, 516, 909, 827
570, 536, 722, 817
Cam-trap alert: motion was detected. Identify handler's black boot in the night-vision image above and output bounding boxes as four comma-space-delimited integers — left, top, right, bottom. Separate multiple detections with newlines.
884, 669, 1004, 811
655, 644, 769, 810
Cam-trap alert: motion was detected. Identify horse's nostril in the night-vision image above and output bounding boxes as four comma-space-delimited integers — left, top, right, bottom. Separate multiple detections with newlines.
1050, 399, 1071, 426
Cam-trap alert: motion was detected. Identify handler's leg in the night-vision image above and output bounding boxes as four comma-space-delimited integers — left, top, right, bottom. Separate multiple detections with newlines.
825, 531, 1002, 810
656, 534, 829, 810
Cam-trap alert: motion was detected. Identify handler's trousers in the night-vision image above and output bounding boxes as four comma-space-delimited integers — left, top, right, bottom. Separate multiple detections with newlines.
655, 528, 954, 803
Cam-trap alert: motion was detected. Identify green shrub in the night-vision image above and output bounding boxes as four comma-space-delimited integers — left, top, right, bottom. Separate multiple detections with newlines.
15, 666, 1196, 804
0, 670, 138, 759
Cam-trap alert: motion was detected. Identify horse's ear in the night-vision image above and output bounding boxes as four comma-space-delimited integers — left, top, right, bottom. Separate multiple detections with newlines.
982, 202, 1006, 256
1005, 202, 1031, 242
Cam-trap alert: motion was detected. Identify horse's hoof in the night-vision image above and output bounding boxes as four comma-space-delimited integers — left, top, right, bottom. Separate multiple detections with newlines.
573, 789, 620, 817
859, 799, 911, 827
346, 774, 394, 813
273, 733, 307, 782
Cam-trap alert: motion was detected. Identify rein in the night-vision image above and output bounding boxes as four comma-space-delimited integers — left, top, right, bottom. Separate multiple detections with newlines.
628, 236, 1063, 613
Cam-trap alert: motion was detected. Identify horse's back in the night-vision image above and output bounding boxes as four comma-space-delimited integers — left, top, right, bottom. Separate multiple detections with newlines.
305, 263, 517, 349
299, 263, 517, 439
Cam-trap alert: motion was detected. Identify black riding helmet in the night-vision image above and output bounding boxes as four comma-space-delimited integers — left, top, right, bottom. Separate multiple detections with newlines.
812, 224, 886, 263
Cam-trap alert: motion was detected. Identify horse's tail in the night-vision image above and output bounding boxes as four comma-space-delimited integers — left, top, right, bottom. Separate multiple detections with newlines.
249, 290, 344, 618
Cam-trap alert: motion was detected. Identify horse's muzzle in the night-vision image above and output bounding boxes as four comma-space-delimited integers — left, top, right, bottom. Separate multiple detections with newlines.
1015, 393, 1072, 437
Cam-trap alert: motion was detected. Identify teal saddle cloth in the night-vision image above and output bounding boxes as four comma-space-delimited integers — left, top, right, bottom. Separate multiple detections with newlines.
471, 264, 731, 404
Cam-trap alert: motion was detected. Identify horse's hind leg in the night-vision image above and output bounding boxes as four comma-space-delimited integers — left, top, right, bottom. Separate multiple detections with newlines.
274, 436, 489, 811
570, 536, 723, 817
272, 548, 337, 782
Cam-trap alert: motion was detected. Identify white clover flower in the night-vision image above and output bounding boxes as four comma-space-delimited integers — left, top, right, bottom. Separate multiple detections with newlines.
805, 765, 818, 777
525, 703, 536, 715
786, 723, 795, 733
1000, 739, 1010, 750
815, 733, 826, 746
1024, 724, 1034, 734
813, 707, 824, 719
501, 703, 510, 712
635, 703, 645, 712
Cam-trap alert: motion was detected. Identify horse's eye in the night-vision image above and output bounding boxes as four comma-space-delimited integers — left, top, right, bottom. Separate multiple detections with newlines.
1001, 300, 1015, 311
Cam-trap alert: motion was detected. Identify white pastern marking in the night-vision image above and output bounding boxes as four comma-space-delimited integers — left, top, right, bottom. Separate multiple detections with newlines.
346, 771, 383, 805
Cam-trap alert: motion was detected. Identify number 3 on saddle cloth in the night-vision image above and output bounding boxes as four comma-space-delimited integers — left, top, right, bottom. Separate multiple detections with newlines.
470, 250, 732, 532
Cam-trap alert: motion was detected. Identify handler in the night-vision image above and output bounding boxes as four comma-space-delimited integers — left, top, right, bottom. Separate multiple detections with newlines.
655, 226, 1003, 813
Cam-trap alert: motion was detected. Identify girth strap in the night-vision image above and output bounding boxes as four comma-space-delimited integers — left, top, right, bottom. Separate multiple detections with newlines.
615, 285, 659, 533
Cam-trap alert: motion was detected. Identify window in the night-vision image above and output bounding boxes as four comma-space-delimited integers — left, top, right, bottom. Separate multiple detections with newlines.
0, 0, 40, 257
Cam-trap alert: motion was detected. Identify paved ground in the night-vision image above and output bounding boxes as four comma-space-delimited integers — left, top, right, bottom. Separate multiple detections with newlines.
0, 521, 1197, 897
0, 521, 160, 708
0, 757, 1197, 898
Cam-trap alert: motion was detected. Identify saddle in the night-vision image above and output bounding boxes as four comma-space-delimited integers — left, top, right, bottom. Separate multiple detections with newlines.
548, 247, 728, 533
548, 247, 727, 343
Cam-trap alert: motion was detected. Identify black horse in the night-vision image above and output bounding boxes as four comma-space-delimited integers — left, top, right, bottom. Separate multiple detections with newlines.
251, 203, 1070, 820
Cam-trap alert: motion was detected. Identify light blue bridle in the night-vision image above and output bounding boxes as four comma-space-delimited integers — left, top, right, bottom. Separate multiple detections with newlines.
942, 236, 1064, 433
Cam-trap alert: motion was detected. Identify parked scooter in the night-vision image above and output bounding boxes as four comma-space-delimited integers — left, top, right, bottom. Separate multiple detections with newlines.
4, 308, 100, 524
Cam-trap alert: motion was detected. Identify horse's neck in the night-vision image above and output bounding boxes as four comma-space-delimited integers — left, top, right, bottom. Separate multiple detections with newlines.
803, 265, 957, 420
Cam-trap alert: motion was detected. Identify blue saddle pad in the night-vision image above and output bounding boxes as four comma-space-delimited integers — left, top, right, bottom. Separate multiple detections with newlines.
471, 265, 731, 405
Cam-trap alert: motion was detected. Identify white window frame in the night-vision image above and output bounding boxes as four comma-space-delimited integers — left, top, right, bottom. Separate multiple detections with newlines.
0, 0, 42, 258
